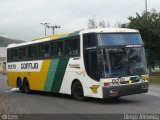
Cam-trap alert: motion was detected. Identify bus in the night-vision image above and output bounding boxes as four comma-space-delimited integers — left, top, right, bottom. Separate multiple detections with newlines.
6, 28, 149, 100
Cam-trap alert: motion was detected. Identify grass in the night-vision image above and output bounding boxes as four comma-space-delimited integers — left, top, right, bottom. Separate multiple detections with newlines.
149, 76, 160, 84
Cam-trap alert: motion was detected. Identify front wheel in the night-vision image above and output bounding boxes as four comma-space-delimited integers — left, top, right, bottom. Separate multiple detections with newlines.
71, 81, 86, 101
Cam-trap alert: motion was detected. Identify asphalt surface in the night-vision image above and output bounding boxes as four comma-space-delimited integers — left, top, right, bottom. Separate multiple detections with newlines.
0, 73, 160, 114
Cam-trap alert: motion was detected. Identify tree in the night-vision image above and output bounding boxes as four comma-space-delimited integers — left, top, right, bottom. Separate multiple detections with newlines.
88, 17, 111, 29
99, 21, 106, 28
88, 16, 123, 29
126, 9, 160, 65
88, 17, 98, 29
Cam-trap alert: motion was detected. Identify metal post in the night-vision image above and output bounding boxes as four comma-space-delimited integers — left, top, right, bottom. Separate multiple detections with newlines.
145, 0, 148, 15
145, 0, 148, 21
52, 27, 55, 35
47, 25, 60, 35
145, 0, 148, 27
40, 23, 50, 36
45, 25, 47, 36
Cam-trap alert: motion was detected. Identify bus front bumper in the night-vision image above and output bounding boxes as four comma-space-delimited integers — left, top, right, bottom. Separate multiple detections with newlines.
103, 82, 149, 98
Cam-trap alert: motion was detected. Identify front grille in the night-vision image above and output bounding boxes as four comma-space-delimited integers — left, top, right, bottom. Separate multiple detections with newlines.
120, 80, 140, 84
131, 80, 140, 83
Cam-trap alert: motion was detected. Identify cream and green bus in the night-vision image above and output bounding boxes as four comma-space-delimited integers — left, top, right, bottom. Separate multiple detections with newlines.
7, 28, 149, 100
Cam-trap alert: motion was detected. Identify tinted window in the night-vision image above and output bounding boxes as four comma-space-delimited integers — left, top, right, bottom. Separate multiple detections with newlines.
65, 37, 80, 56
38, 43, 50, 58
65, 39, 72, 55
19, 47, 27, 60
43, 43, 50, 57
11, 49, 18, 61
72, 37, 80, 55
7, 49, 11, 61
57, 41, 63, 56
28, 45, 37, 59
83, 34, 97, 48
99, 33, 143, 46
51, 42, 58, 56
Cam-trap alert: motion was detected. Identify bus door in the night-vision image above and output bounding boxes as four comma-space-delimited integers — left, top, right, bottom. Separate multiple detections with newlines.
88, 50, 101, 81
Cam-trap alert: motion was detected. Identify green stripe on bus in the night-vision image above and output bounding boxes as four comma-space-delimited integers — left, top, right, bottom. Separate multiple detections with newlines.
51, 58, 69, 92
44, 59, 59, 91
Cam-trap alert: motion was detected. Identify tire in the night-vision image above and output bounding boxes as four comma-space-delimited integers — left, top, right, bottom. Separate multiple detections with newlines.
71, 81, 86, 101
17, 79, 24, 93
23, 79, 30, 94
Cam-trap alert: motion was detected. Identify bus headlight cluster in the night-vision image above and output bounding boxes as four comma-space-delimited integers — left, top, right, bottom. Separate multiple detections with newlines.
104, 82, 119, 87
141, 79, 148, 82
140, 78, 149, 82
141, 75, 149, 82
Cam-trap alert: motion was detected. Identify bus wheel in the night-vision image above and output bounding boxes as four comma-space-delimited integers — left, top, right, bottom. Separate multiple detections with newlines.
23, 79, 30, 94
17, 78, 24, 93
71, 81, 86, 101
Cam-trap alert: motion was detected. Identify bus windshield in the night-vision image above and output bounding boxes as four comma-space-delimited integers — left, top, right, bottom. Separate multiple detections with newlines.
83, 33, 148, 79
98, 33, 143, 46
101, 47, 148, 78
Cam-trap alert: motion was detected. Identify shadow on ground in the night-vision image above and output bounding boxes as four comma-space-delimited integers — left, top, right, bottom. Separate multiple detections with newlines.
14, 90, 140, 105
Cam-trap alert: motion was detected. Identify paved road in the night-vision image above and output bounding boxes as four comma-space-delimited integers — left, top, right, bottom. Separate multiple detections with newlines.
0, 73, 160, 114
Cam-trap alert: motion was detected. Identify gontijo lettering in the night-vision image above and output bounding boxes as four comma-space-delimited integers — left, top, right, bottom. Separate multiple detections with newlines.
21, 63, 38, 69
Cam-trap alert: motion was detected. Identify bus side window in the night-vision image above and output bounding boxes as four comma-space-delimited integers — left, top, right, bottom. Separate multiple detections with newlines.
18, 47, 27, 60
43, 43, 50, 58
65, 39, 72, 56
72, 37, 80, 56
7, 49, 11, 62
10, 49, 14, 61
64, 37, 80, 56
38, 43, 50, 58
12, 49, 18, 61
18, 48, 22, 60
38, 44, 43, 58
51, 42, 58, 57
21, 48, 25, 60
32, 46, 37, 59
11, 49, 16, 61
28, 46, 37, 59
57, 41, 63, 56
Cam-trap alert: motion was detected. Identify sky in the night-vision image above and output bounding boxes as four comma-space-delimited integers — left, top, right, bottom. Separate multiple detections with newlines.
0, 0, 160, 41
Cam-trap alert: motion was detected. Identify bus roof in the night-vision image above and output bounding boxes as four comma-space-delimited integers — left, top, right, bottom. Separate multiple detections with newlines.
80, 28, 139, 34
7, 28, 139, 49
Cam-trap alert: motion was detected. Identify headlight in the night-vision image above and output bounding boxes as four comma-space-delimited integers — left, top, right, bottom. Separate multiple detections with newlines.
141, 75, 149, 81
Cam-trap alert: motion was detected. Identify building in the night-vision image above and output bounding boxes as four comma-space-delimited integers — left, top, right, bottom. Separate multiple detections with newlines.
0, 36, 24, 73
0, 47, 6, 72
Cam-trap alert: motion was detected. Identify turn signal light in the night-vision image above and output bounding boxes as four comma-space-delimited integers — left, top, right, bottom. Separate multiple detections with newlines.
104, 82, 110, 87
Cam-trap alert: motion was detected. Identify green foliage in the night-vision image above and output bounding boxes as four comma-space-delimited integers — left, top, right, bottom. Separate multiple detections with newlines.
126, 9, 160, 65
